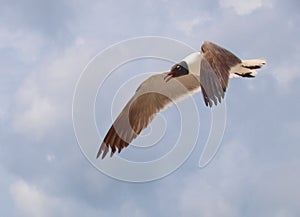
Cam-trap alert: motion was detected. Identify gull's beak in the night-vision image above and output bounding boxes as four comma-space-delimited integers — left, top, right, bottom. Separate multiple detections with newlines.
164, 72, 174, 82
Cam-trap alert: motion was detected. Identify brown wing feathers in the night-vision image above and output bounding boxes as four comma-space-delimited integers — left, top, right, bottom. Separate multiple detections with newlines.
200, 41, 241, 107
97, 92, 171, 159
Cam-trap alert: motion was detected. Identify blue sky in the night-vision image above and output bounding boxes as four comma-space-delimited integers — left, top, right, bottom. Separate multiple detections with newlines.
1, 0, 300, 216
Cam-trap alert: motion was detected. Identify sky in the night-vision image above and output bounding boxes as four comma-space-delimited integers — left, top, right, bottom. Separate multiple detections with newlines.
1, 0, 300, 216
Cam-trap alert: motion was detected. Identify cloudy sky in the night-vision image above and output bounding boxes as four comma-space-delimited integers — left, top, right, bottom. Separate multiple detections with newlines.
1, 0, 300, 216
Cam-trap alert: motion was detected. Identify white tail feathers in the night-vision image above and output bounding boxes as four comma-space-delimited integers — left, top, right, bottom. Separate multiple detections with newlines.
242, 59, 266, 69
230, 59, 266, 78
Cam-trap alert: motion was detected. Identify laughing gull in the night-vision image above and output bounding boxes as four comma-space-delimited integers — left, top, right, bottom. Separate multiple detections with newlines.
97, 41, 266, 159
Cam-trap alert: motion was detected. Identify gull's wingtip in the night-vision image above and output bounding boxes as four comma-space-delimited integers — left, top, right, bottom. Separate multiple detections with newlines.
96, 143, 109, 159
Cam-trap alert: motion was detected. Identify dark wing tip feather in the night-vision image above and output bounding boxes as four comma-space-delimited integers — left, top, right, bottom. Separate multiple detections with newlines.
99, 126, 131, 159
96, 142, 109, 159
234, 72, 255, 78
242, 64, 264, 70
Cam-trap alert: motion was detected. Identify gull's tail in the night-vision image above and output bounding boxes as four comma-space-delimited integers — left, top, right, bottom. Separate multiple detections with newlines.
230, 59, 266, 78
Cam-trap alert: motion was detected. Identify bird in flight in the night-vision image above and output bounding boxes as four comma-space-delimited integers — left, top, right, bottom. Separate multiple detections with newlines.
97, 41, 266, 159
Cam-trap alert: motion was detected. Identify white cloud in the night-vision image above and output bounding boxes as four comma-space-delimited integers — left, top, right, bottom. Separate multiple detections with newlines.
176, 139, 300, 217
272, 66, 300, 90
46, 154, 55, 162
10, 180, 55, 217
178, 140, 247, 217
179, 178, 237, 217
0, 28, 45, 63
13, 36, 98, 137
13, 80, 61, 137
10, 179, 106, 217
120, 201, 148, 217
219, 0, 272, 15
176, 15, 211, 36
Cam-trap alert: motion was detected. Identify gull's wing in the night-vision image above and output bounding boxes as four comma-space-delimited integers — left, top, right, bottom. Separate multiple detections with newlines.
200, 41, 241, 107
97, 73, 200, 159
